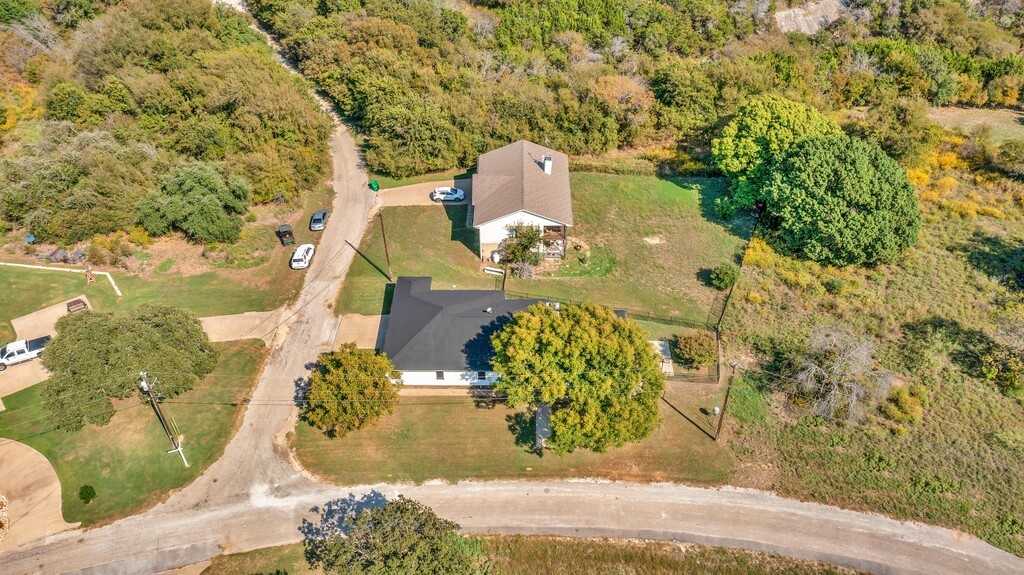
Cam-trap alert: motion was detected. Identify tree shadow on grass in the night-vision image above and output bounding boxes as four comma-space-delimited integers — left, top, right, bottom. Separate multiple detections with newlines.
506, 410, 542, 457
300, 491, 389, 565
957, 230, 1024, 288
901, 316, 994, 379
694, 179, 758, 239
443, 203, 479, 257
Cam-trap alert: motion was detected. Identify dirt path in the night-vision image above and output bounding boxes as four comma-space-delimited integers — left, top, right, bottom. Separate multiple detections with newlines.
2, 3, 1022, 574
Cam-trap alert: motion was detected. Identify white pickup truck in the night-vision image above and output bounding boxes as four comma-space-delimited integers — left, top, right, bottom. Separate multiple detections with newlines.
0, 336, 51, 371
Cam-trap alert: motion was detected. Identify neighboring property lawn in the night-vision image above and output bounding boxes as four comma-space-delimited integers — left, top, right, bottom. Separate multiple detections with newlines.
0, 264, 296, 343
0, 340, 266, 526
506, 174, 753, 326
929, 106, 1024, 143
203, 537, 862, 575
292, 384, 731, 485
336, 204, 498, 315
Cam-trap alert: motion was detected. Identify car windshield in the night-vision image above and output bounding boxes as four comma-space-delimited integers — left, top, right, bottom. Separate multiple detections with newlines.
0, 345, 6, 357
312, 215, 323, 223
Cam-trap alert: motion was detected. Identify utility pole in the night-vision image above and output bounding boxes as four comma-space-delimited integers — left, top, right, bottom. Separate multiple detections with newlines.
714, 363, 738, 442
139, 372, 189, 467
378, 211, 393, 282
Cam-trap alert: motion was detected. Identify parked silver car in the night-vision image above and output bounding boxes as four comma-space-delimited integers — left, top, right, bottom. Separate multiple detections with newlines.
310, 210, 329, 231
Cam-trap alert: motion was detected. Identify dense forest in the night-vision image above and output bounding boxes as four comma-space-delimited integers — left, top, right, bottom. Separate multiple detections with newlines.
0, 0, 331, 244
248, 0, 1023, 176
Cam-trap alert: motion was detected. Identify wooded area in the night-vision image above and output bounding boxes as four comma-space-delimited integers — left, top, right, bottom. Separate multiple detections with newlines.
0, 0, 331, 243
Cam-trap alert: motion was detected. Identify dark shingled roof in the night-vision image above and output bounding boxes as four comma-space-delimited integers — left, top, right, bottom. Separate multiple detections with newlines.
383, 277, 540, 372
471, 140, 573, 227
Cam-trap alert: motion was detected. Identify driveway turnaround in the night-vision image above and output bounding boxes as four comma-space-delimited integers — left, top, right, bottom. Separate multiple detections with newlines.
0, 441, 78, 551
334, 314, 388, 350
200, 310, 286, 344
377, 178, 472, 207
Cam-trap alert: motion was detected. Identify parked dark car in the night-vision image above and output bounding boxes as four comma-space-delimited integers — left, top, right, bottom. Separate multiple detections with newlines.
277, 225, 295, 246
310, 210, 329, 231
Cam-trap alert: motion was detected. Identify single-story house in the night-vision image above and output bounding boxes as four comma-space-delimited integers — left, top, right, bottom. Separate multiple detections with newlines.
471, 140, 573, 258
382, 277, 540, 386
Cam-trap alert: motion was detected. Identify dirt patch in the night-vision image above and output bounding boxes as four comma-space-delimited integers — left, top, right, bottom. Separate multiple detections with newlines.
643, 236, 665, 245
929, 106, 1024, 144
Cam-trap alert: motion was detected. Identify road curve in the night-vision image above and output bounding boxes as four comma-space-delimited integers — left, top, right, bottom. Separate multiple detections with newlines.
0, 3, 1021, 575
3, 480, 1023, 575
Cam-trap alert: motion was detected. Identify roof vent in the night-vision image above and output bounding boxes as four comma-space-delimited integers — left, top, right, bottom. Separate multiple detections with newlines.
485, 307, 493, 314
542, 155, 552, 175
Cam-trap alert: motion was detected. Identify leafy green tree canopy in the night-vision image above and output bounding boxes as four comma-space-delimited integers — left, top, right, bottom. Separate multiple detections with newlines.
41, 304, 217, 430
491, 302, 665, 454
305, 496, 485, 575
712, 95, 842, 210
303, 343, 402, 437
763, 134, 921, 266
137, 161, 250, 243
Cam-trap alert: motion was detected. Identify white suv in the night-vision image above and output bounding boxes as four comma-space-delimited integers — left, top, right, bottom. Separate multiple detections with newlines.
431, 186, 465, 202
290, 244, 315, 269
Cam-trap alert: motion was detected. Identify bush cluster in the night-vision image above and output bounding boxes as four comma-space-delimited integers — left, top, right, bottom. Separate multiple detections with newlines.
670, 331, 717, 369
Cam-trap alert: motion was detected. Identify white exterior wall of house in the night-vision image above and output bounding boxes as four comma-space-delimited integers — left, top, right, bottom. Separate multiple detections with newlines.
398, 370, 499, 387
475, 210, 566, 244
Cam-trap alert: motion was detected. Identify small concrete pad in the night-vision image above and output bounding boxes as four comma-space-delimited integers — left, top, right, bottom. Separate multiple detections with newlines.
0, 440, 79, 551
201, 311, 283, 343
335, 314, 389, 350
10, 295, 91, 341
377, 179, 472, 207
651, 340, 674, 376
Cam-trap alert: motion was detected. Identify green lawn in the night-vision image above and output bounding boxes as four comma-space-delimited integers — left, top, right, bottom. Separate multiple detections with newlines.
293, 385, 731, 485
506, 174, 753, 326
0, 265, 297, 343
336, 173, 752, 326
370, 167, 474, 189
336, 204, 498, 315
203, 537, 862, 575
0, 340, 266, 526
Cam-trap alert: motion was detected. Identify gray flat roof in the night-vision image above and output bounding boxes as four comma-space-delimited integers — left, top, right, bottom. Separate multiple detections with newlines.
382, 277, 539, 372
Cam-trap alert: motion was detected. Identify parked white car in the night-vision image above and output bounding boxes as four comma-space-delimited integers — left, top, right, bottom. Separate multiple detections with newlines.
431, 186, 465, 202
290, 244, 315, 269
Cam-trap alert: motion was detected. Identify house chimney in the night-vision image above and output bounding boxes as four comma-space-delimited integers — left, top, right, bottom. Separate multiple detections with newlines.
542, 155, 552, 175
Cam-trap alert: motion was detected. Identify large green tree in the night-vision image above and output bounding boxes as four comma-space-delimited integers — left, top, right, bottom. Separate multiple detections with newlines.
303, 343, 402, 437
762, 134, 921, 266
305, 496, 485, 575
41, 304, 217, 430
712, 95, 842, 211
491, 302, 665, 454
137, 161, 250, 243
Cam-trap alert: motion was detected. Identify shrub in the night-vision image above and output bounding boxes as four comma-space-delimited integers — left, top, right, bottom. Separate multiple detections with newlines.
126, 226, 152, 247
823, 276, 846, 295
670, 331, 717, 368
743, 237, 777, 269
710, 264, 740, 290
981, 344, 1024, 395
880, 386, 924, 424
78, 485, 96, 504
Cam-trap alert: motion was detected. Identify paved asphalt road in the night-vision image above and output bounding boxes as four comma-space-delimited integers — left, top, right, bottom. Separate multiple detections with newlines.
1, 3, 1022, 574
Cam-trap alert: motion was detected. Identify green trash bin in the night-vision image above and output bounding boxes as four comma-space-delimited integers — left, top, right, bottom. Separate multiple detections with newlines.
369, 179, 379, 192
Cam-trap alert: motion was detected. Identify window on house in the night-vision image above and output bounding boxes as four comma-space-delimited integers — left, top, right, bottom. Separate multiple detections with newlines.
435, 371, 444, 381
477, 371, 487, 380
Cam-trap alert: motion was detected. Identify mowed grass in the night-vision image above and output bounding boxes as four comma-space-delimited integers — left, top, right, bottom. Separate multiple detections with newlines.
203, 537, 862, 575
929, 106, 1024, 143
506, 174, 754, 325
336, 173, 751, 323
293, 385, 730, 485
0, 340, 266, 526
724, 213, 1024, 555
336, 204, 498, 315
370, 167, 474, 189
0, 265, 296, 343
